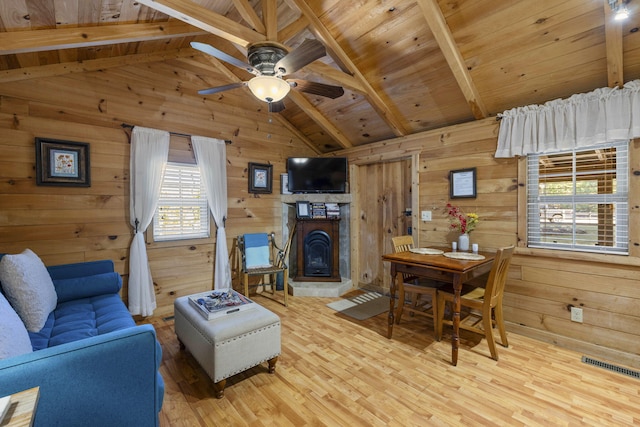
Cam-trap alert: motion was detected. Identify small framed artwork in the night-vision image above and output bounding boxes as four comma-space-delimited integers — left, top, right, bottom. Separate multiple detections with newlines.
296, 201, 311, 219
449, 167, 476, 199
35, 138, 91, 187
281, 173, 292, 194
248, 162, 272, 194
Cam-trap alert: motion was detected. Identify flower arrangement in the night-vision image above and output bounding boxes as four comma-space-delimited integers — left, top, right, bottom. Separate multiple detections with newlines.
446, 203, 479, 234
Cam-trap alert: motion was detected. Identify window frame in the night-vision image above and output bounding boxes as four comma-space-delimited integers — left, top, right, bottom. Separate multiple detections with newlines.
152, 162, 211, 242
524, 140, 629, 255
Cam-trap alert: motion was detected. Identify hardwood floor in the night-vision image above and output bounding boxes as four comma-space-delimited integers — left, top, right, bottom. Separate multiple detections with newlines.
149, 291, 640, 426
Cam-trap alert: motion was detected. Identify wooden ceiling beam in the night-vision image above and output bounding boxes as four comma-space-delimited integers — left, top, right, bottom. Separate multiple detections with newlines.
416, 0, 488, 120
286, 90, 352, 149
289, 0, 409, 137
0, 21, 206, 55
136, 0, 265, 47
0, 48, 196, 83
231, 0, 266, 34
263, 0, 278, 41
277, 15, 309, 44
603, 0, 624, 88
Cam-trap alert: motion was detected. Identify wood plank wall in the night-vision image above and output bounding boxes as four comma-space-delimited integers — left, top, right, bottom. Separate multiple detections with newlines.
2, 65, 639, 367
337, 118, 640, 368
0, 66, 315, 319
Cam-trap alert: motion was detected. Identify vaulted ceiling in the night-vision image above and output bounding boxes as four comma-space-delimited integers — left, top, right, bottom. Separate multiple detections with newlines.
1, 0, 639, 154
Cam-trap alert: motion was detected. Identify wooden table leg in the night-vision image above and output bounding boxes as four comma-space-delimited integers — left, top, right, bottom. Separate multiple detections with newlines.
451, 274, 462, 366
387, 265, 397, 338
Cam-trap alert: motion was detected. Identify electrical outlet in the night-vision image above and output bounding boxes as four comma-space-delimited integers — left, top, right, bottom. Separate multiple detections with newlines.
570, 306, 583, 323
421, 210, 432, 221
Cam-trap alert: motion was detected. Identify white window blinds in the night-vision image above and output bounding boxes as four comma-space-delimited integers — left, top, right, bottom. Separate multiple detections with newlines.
153, 163, 209, 241
526, 141, 629, 254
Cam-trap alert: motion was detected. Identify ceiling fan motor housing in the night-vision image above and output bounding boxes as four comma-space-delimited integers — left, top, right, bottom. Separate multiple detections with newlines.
248, 42, 289, 76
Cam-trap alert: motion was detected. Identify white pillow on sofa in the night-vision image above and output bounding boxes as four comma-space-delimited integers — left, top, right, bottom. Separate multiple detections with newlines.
0, 249, 57, 332
0, 292, 33, 359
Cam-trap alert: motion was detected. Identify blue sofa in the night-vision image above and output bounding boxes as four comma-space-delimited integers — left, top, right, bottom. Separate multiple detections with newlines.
0, 257, 164, 427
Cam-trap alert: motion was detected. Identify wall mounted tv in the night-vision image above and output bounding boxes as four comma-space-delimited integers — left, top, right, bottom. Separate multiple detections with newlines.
287, 157, 348, 193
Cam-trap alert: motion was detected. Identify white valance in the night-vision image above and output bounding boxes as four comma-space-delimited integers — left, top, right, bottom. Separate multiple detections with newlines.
495, 80, 640, 158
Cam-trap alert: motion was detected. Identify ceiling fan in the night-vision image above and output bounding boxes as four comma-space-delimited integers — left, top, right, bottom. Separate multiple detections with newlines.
191, 39, 345, 112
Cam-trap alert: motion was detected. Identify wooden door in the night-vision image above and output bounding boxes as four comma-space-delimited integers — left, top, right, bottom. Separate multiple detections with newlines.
355, 159, 411, 292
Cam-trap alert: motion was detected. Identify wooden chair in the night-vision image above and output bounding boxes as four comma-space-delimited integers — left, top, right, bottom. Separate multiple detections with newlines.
390, 235, 443, 337
238, 232, 289, 307
435, 246, 515, 360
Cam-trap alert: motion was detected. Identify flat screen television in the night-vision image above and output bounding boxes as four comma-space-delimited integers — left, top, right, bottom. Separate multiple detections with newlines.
287, 157, 348, 193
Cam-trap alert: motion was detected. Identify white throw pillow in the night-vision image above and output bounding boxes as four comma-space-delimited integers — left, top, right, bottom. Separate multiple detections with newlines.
0, 292, 33, 359
0, 249, 57, 332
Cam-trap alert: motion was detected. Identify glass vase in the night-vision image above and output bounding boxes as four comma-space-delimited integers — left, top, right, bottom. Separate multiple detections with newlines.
458, 233, 470, 251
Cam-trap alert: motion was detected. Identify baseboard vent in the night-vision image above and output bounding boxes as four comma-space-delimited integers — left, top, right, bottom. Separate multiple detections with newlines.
162, 315, 175, 322
582, 356, 640, 380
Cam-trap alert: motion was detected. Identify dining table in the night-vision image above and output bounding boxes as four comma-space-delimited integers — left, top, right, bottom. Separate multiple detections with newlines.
382, 247, 496, 366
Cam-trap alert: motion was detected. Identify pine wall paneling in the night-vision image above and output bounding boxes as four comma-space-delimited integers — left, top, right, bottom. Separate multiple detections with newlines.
0, 65, 316, 319
338, 118, 640, 368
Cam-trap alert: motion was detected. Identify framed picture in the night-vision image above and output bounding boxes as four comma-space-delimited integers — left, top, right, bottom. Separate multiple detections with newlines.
281, 173, 292, 194
248, 162, 272, 194
35, 138, 91, 187
296, 201, 311, 219
449, 167, 476, 199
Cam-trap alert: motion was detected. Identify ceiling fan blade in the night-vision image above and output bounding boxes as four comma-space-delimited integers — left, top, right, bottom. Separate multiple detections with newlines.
191, 42, 258, 75
268, 100, 286, 113
289, 79, 345, 99
198, 82, 246, 95
275, 39, 326, 75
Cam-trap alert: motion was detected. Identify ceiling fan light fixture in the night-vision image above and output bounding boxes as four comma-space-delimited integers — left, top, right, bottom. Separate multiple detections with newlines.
247, 76, 290, 103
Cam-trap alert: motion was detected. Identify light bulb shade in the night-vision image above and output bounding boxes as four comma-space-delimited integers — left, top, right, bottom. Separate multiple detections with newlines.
247, 76, 291, 103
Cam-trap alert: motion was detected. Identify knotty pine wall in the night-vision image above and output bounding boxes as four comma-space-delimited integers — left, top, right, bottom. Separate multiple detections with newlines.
339, 118, 640, 368
0, 67, 316, 319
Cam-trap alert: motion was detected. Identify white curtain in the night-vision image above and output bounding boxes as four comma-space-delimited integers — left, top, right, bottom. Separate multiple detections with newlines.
128, 127, 170, 316
496, 79, 640, 158
192, 136, 231, 290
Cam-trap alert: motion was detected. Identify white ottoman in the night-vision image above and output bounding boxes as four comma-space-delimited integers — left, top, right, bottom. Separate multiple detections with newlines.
174, 295, 281, 398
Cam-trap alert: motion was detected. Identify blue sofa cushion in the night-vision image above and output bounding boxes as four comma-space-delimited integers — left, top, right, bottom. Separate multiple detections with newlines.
29, 293, 135, 351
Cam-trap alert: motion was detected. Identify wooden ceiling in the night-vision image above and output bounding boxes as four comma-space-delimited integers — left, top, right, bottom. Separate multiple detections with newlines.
1, 0, 639, 154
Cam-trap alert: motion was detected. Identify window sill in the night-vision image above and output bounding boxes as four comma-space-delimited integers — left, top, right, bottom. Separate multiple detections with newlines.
514, 246, 640, 267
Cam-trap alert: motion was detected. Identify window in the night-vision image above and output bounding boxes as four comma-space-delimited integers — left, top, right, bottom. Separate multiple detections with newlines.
153, 163, 209, 241
526, 141, 628, 254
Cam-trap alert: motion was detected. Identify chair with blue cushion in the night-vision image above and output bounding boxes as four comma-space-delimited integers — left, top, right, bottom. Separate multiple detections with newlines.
238, 232, 289, 306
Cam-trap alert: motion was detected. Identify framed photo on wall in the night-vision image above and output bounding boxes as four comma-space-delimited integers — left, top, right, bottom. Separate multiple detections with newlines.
248, 162, 272, 194
35, 138, 91, 187
449, 167, 476, 199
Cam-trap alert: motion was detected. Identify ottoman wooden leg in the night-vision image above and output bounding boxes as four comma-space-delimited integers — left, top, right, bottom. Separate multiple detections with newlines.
213, 379, 226, 399
267, 356, 278, 374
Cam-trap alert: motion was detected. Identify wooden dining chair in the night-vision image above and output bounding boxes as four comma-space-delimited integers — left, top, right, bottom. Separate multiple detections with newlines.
435, 246, 515, 360
390, 235, 443, 337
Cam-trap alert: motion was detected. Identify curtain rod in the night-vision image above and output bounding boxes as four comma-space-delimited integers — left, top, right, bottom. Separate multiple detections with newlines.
120, 123, 232, 144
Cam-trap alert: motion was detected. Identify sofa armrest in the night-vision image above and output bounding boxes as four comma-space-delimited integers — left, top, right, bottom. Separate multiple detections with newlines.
0, 324, 164, 427
47, 259, 115, 280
